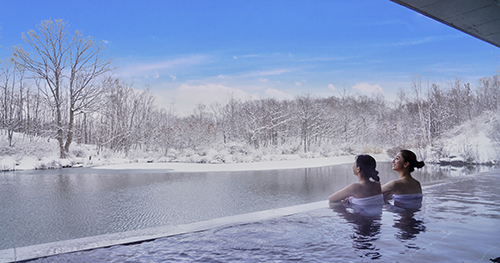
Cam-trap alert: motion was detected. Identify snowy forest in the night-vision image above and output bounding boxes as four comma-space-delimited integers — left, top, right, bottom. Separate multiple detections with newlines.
1, 20, 500, 168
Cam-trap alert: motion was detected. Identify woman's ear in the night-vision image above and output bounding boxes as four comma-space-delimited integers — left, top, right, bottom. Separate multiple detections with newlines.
403, 161, 410, 168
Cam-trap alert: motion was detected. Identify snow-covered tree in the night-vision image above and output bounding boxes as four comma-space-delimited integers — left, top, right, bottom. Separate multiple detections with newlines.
12, 19, 114, 158
0, 60, 25, 146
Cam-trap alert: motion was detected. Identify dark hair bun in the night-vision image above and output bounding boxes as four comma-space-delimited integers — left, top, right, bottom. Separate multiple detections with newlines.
415, 161, 425, 169
400, 150, 425, 172
371, 171, 380, 182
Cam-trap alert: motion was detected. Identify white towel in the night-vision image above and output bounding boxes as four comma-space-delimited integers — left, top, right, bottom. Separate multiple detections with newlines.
393, 193, 423, 209
348, 194, 384, 206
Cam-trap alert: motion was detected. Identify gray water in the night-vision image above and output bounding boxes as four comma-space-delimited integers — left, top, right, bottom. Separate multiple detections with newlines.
27, 167, 500, 263
0, 162, 494, 250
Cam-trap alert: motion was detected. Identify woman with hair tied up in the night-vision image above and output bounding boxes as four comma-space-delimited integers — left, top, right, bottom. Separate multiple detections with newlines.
382, 149, 425, 209
328, 154, 384, 206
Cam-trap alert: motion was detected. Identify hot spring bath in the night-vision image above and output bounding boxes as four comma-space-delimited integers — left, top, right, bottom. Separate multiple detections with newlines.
2, 163, 500, 262
23, 169, 500, 262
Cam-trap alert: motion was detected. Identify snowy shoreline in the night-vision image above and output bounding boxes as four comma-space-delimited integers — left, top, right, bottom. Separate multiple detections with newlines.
2, 110, 499, 172
91, 154, 393, 172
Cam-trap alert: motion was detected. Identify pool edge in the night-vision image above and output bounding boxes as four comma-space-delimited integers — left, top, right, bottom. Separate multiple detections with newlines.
0, 201, 326, 263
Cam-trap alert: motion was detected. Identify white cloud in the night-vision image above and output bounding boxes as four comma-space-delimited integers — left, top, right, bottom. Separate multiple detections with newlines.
265, 88, 293, 100
233, 54, 261, 60
241, 69, 289, 78
145, 71, 160, 79
393, 35, 460, 47
328, 83, 336, 91
117, 55, 206, 79
242, 54, 261, 58
295, 79, 306, 86
161, 84, 259, 115
259, 78, 269, 82
102, 40, 110, 44
393, 37, 432, 46
169, 74, 176, 81
352, 82, 383, 94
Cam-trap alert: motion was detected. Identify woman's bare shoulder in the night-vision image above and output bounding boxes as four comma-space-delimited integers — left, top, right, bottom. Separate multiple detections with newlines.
382, 179, 402, 191
328, 183, 360, 202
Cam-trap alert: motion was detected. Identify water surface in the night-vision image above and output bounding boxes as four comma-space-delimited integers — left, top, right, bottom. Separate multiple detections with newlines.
0, 162, 494, 250
27, 168, 500, 262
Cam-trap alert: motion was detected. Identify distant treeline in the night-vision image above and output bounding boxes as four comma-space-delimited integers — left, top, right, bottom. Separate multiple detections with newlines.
1, 20, 499, 160
1, 61, 499, 160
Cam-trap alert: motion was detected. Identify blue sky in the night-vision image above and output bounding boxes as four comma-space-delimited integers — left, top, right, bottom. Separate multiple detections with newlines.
1, 0, 499, 115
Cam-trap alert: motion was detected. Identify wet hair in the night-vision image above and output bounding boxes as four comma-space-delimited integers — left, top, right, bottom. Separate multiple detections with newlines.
400, 150, 425, 172
355, 154, 380, 182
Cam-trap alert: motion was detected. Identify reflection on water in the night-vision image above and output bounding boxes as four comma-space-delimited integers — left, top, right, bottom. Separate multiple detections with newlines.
384, 190, 426, 250
3, 162, 367, 249
393, 210, 426, 243
331, 204, 383, 260
25, 170, 500, 263
384, 203, 426, 252
329, 184, 427, 257
0, 162, 497, 250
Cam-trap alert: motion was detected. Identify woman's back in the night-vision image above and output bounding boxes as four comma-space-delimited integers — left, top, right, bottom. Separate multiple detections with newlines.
328, 155, 382, 203
351, 181, 382, 198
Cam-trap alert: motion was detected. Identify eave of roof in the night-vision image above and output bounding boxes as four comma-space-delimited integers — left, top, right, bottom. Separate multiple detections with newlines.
391, 0, 500, 48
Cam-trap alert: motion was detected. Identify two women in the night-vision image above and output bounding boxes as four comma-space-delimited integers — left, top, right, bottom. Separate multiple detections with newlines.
329, 150, 424, 209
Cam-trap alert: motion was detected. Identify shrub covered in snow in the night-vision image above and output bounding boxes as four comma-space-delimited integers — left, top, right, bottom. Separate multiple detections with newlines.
1, 108, 499, 171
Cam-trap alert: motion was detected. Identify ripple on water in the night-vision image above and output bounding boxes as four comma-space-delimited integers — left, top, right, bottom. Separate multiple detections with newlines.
23, 170, 500, 262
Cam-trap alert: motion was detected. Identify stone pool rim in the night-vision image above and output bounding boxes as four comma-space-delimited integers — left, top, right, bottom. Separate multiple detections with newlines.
0, 201, 326, 263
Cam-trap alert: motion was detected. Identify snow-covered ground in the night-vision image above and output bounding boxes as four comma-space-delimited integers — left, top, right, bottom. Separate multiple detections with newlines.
0, 111, 498, 172
426, 111, 500, 164
0, 137, 391, 172
91, 154, 392, 172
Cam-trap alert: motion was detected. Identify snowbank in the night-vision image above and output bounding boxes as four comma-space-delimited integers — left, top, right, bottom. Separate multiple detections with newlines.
426, 111, 500, 164
91, 154, 393, 172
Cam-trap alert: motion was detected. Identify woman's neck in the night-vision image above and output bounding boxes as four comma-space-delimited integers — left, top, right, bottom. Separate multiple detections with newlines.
358, 174, 370, 183
398, 169, 411, 179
